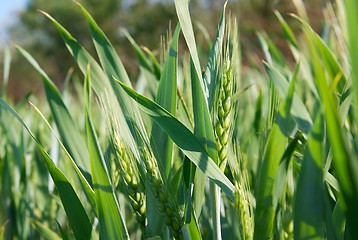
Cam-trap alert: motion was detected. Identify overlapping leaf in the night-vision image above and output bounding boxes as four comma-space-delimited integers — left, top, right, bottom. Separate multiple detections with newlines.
116, 80, 235, 200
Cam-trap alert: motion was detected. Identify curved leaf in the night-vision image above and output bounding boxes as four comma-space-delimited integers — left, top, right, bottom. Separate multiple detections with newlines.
116, 80, 235, 200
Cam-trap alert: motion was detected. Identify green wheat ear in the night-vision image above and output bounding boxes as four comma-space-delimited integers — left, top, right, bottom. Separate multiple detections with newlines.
101, 95, 147, 235
112, 137, 146, 232
215, 56, 233, 171
141, 144, 184, 239
234, 144, 254, 240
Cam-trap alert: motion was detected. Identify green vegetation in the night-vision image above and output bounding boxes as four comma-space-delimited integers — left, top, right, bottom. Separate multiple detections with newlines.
1, 0, 357, 239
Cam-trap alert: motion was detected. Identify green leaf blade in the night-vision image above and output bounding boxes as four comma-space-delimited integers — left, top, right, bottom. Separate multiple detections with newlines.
294, 113, 325, 239
84, 71, 128, 239
116, 80, 235, 200
151, 24, 180, 178
85, 112, 128, 239
264, 62, 312, 133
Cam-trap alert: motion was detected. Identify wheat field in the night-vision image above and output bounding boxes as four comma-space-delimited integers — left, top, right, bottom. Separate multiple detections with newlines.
0, 0, 358, 239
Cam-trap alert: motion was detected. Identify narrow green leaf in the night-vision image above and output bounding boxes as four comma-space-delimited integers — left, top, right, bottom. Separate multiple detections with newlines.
42, 8, 144, 159
325, 172, 340, 193
184, 210, 202, 240
151, 24, 180, 178
30, 102, 95, 211
191, 58, 217, 220
257, 32, 285, 66
254, 71, 296, 240
299, 20, 346, 94
273, 131, 302, 206
17, 46, 95, 213
121, 28, 159, 80
253, 89, 263, 134
292, 14, 347, 94
294, 113, 325, 239
39, 11, 112, 96
274, 11, 298, 48
174, 0, 204, 96
16, 46, 91, 183
56, 221, 69, 240
191, 62, 218, 163
85, 72, 128, 239
193, 166, 206, 219
0, 99, 93, 240
74, 2, 148, 154
116, 80, 235, 200
315, 37, 347, 94
330, 198, 345, 239
142, 46, 162, 79
264, 62, 312, 133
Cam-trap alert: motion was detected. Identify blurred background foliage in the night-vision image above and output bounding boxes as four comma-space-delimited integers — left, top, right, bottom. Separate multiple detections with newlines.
1, 0, 325, 101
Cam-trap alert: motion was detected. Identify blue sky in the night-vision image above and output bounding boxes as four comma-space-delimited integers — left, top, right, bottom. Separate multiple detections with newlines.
0, 0, 27, 39
0, 0, 27, 22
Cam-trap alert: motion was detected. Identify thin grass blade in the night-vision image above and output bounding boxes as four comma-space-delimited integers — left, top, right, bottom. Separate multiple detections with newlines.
29, 103, 95, 210
191, 58, 218, 220
257, 32, 285, 66
39, 11, 112, 94
183, 207, 202, 240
